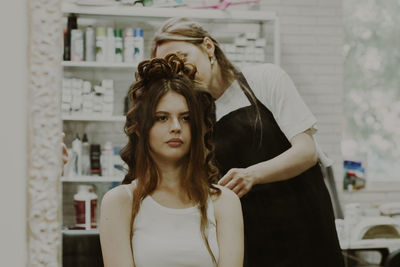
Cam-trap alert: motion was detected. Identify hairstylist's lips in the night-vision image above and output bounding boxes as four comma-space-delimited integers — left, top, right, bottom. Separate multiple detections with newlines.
166, 138, 183, 147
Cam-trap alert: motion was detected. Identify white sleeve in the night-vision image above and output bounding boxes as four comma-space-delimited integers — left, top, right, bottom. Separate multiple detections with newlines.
244, 64, 317, 141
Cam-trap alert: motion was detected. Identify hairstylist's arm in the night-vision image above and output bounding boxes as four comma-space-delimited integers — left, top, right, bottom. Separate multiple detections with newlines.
100, 186, 135, 267
219, 129, 317, 198
214, 186, 244, 267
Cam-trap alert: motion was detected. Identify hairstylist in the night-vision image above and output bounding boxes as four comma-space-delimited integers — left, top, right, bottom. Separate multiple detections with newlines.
151, 17, 344, 267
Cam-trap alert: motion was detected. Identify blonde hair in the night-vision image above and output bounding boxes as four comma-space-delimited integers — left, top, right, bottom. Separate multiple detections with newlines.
151, 17, 263, 143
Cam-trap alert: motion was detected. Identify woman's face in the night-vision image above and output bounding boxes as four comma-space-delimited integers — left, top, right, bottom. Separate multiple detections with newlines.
149, 91, 191, 165
155, 41, 213, 89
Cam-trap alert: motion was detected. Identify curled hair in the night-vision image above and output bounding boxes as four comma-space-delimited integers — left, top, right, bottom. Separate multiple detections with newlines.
120, 54, 220, 263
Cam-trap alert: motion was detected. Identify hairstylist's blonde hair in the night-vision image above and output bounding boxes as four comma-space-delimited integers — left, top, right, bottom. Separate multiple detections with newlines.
151, 17, 263, 144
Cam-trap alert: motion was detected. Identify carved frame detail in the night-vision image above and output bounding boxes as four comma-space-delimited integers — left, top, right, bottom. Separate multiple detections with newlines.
27, 0, 62, 266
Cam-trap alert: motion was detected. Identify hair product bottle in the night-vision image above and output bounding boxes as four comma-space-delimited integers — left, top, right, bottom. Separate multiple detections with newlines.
74, 185, 98, 230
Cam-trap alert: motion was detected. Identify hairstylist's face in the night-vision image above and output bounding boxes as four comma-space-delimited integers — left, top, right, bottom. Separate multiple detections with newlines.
155, 40, 214, 90
149, 91, 191, 165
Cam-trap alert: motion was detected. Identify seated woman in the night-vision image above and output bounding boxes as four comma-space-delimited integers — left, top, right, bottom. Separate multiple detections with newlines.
99, 54, 244, 267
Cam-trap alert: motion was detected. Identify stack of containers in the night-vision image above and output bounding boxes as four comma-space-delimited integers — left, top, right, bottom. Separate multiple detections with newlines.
61, 78, 114, 116
220, 32, 266, 63
102, 79, 114, 116
71, 79, 84, 113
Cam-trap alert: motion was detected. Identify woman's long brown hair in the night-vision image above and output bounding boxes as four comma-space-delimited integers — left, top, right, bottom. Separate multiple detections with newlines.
120, 54, 220, 263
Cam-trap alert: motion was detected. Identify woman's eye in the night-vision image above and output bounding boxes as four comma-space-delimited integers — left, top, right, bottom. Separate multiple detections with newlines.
182, 115, 190, 122
156, 115, 167, 121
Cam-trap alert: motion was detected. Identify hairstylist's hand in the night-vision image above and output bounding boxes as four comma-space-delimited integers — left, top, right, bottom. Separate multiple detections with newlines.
62, 132, 69, 166
218, 168, 255, 198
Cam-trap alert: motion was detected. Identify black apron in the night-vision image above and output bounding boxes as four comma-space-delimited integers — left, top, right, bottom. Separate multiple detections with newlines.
214, 73, 344, 267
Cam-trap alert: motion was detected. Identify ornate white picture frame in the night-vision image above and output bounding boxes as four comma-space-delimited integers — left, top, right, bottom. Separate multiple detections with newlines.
27, 0, 63, 265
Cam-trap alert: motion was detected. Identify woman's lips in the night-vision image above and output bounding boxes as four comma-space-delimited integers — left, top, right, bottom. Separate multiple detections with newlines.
166, 138, 183, 147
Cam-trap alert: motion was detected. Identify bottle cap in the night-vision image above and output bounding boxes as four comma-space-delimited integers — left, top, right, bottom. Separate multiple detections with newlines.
107, 27, 114, 37
83, 133, 88, 142
114, 29, 123, 38
134, 28, 143, 37
96, 27, 106, 37
124, 28, 134, 37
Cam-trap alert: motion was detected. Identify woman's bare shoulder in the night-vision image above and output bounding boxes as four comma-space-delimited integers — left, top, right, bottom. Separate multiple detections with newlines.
101, 182, 136, 208
211, 185, 240, 208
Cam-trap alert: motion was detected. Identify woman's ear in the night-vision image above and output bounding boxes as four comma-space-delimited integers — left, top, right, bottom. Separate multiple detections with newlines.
202, 37, 215, 57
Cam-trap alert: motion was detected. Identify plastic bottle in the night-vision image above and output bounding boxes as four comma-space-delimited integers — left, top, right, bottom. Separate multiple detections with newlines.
85, 26, 95, 62
124, 28, 134, 63
106, 27, 115, 62
114, 29, 123, 63
71, 29, 84, 62
96, 27, 107, 62
133, 28, 144, 64
81, 133, 91, 176
74, 185, 98, 230
63, 14, 77, 61
71, 134, 82, 176
101, 141, 114, 176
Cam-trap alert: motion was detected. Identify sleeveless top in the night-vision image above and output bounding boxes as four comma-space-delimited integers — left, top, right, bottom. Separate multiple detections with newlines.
213, 71, 344, 267
122, 185, 219, 267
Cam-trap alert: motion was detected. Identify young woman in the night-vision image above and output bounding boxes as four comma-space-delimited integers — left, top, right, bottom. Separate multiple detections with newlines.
151, 18, 344, 267
99, 54, 243, 267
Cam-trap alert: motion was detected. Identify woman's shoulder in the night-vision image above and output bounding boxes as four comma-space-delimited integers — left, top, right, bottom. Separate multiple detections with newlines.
101, 182, 137, 208
211, 185, 240, 210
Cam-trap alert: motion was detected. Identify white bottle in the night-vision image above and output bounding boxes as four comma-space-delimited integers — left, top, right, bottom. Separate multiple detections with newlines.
71, 29, 84, 62
106, 27, 115, 62
114, 29, 123, 63
85, 26, 95, 62
74, 185, 98, 230
81, 133, 91, 176
71, 134, 82, 176
124, 28, 134, 63
96, 27, 107, 62
133, 28, 144, 64
101, 141, 114, 176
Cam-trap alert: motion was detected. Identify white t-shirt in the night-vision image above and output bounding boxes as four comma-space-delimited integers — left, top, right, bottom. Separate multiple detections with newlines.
215, 63, 317, 141
123, 185, 218, 267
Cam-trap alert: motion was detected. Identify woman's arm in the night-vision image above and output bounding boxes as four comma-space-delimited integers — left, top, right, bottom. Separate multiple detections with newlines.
99, 185, 135, 267
213, 185, 244, 267
219, 129, 317, 197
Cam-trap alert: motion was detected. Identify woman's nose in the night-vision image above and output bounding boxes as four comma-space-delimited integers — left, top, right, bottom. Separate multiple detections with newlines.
170, 117, 181, 133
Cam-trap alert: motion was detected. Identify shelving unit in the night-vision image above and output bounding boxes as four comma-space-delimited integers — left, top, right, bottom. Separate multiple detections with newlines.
61, 175, 123, 183
61, 3, 280, 65
62, 61, 138, 69
62, 114, 125, 122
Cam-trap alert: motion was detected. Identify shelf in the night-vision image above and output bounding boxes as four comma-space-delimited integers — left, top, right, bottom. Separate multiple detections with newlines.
62, 114, 125, 122
62, 61, 138, 69
62, 229, 99, 235
62, 176, 123, 182
62, 3, 277, 22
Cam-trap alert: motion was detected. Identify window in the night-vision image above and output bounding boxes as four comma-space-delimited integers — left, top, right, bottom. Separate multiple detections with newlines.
343, 0, 400, 181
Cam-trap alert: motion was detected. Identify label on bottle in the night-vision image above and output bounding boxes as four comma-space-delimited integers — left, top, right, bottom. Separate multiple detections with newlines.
74, 199, 97, 229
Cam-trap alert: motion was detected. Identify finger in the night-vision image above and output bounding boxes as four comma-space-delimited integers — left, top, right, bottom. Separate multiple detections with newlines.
226, 178, 239, 190
237, 188, 249, 198
218, 172, 234, 186
62, 132, 65, 142
231, 183, 245, 195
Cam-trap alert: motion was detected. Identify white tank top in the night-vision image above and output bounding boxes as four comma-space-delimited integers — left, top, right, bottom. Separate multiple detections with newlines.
123, 185, 219, 267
